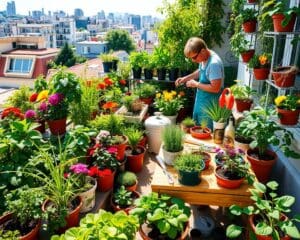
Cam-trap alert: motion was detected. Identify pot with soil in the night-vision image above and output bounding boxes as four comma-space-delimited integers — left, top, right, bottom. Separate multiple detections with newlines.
190, 126, 211, 139
215, 166, 245, 189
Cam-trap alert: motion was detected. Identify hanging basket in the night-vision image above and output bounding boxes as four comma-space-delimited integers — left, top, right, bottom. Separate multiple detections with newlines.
242, 20, 257, 33
271, 66, 298, 87
240, 49, 255, 63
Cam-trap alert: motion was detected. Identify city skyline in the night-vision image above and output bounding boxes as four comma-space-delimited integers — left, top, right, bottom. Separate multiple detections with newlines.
3, 0, 170, 17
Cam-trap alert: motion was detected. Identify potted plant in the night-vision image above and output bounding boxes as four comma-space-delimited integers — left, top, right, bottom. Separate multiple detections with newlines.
174, 153, 205, 186
161, 125, 185, 166
99, 52, 116, 73
271, 66, 298, 87
214, 147, 254, 189
230, 81, 256, 112
234, 122, 253, 152
189, 146, 212, 170
238, 106, 300, 183
180, 117, 195, 133
226, 181, 300, 239
236, 8, 258, 33
110, 186, 140, 214
142, 51, 154, 80
51, 209, 139, 240
274, 94, 300, 125
129, 51, 148, 79
129, 193, 191, 240
152, 46, 170, 80
134, 83, 156, 105
230, 32, 255, 63
116, 171, 138, 192
248, 53, 272, 80
262, 0, 300, 32
125, 127, 146, 173
190, 119, 212, 140
0, 188, 44, 240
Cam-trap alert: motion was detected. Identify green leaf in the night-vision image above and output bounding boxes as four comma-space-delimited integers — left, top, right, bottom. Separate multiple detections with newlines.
254, 182, 266, 193
226, 224, 243, 238
266, 181, 278, 190
255, 222, 272, 236
158, 220, 170, 234
229, 205, 243, 216
268, 210, 280, 220
276, 196, 295, 208
282, 224, 300, 238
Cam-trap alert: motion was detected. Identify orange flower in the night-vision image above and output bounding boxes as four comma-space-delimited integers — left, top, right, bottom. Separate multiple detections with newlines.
178, 91, 185, 97
97, 83, 106, 90
119, 79, 127, 86
102, 101, 118, 110
259, 54, 268, 66
104, 77, 113, 86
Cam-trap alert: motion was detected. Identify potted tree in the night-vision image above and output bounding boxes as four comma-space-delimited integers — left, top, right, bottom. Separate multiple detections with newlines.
161, 125, 185, 166
230, 81, 256, 112
129, 193, 191, 240
248, 53, 272, 80
174, 153, 205, 186
238, 106, 300, 183
51, 209, 139, 240
230, 32, 255, 63
116, 171, 138, 192
226, 181, 300, 239
274, 94, 300, 125
236, 8, 258, 33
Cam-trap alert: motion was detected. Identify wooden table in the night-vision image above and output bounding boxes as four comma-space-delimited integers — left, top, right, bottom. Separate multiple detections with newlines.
151, 135, 255, 207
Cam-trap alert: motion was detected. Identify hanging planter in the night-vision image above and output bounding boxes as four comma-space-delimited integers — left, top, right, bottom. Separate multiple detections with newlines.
271, 66, 298, 87
253, 68, 270, 80
242, 20, 257, 33
272, 13, 296, 32
240, 49, 255, 63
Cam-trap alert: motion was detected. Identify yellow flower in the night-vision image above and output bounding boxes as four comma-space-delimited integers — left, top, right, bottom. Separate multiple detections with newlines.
171, 90, 177, 96
156, 93, 161, 99
297, 99, 300, 104
37, 90, 49, 101
274, 95, 286, 106
259, 54, 268, 65
163, 92, 173, 101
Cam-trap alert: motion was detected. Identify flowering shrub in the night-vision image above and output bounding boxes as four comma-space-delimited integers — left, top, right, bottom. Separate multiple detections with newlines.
69, 163, 93, 191
88, 166, 114, 177
274, 95, 300, 111
1, 107, 24, 120
248, 53, 272, 69
154, 90, 184, 116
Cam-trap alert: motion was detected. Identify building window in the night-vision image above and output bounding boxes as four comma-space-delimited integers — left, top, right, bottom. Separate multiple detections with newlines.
7, 58, 33, 73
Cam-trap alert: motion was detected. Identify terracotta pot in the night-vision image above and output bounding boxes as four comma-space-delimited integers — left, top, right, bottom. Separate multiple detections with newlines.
139, 97, 153, 105
42, 196, 82, 233
241, 49, 255, 63
47, 118, 67, 135
235, 98, 253, 112
125, 180, 138, 192
138, 135, 147, 148
0, 213, 41, 240
249, 214, 291, 240
242, 20, 257, 33
246, 148, 277, 183
272, 13, 296, 32
35, 120, 46, 134
277, 108, 300, 125
139, 221, 190, 240
190, 126, 211, 139
215, 167, 244, 189
253, 68, 270, 80
247, 0, 257, 3
97, 169, 116, 192
191, 151, 211, 170
110, 135, 128, 161
272, 66, 297, 87
125, 145, 146, 173
110, 190, 140, 214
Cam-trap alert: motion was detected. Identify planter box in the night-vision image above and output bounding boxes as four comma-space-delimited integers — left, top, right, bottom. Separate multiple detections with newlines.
115, 104, 148, 123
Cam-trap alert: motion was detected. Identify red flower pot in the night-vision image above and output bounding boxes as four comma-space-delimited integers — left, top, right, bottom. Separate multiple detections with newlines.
125, 146, 146, 173
97, 169, 116, 192
241, 49, 255, 63
139, 97, 153, 105
247, 0, 257, 3
242, 20, 257, 33
125, 180, 138, 192
0, 213, 41, 240
272, 13, 296, 32
110, 135, 128, 161
138, 135, 147, 148
272, 66, 297, 87
253, 68, 270, 80
277, 108, 299, 125
246, 148, 277, 183
47, 118, 67, 135
215, 167, 244, 189
235, 98, 253, 112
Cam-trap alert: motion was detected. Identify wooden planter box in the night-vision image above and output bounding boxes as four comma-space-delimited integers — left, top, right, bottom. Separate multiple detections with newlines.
115, 104, 148, 123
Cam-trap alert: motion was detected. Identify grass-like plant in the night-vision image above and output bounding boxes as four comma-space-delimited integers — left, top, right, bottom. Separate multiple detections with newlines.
181, 117, 195, 127
125, 127, 143, 154
203, 98, 232, 123
162, 125, 184, 152
90, 114, 124, 135
174, 153, 205, 172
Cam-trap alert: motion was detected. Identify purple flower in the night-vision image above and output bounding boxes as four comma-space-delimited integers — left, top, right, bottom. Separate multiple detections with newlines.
39, 102, 48, 112
70, 163, 89, 174
48, 93, 64, 106
24, 109, 36, 119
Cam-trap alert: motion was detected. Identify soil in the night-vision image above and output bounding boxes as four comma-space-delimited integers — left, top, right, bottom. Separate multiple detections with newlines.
193, 128, 209, 133
249, 151, 275, 161
0, 218, 38, 237
235, 135, 252, 144
125, 147, 144, 156
216, 167, 242, 180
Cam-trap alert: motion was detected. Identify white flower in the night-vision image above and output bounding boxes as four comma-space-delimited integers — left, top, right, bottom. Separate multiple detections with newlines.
60, 78, 68, 87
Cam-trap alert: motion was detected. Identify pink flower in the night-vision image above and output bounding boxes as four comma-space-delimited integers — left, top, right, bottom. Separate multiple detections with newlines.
39, 102, 48, 112
70, 163, 89, 174
107, 147, 117, 154
24, 110, 36, 119
48, 93, 64, 106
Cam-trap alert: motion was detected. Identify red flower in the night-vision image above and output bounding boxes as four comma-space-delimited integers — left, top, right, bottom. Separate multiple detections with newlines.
88, 166, 99, 177
104, 77, 113, 86
119, 79, 127, 86
97, 168, 113, 177
102, 101, 118, 110
1, 107, 24, 120
97, 83, 106, 90
87, 143, 101, 156
219, 88, 234, 110
29, 93, 38, 102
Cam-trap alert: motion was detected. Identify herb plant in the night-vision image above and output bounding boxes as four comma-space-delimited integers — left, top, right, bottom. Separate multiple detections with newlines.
162, 125, 184, 152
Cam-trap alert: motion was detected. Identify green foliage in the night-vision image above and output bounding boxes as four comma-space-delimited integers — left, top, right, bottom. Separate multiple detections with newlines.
55, 43, 76, 67
5, 187, 45, 226
230, 81, 256, 99
92, 146, 119, 171
230, 32, 252, 57
181, 117, 195, 127
122, 94, 138, 112
117, 171, 137, 187
130, 193, 191, 239
152, 46, 170, 69
125, 127, 143, 152
141, 51, 154, 69
113, 186, 134, 207
154, 90, 184, 116
162, 125, 184, 152
75, 55, 87, 64
236, 8, 258, 24
34, 75, 48, 93
51, 210, 139, 240
238, 106, 300, 158
0, 230, 20, 240
129, 51, 148, 69
134, 83, 156, 98
226, 181, 300, 239
248, 53, 272, 69
174, 153, 205, 172
90, 114, 124, 135
5, 86, 33, 112
46, 100, 68, 120
203, 98, 232, 123
117, 61, 132, 80
99, 52, 117, 62
106, 29, 136, 53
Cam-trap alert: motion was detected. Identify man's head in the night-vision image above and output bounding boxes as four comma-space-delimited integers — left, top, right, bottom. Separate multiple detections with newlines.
184, 37, 209, 62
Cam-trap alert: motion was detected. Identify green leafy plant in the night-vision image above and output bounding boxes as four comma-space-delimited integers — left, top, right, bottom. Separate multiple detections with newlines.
226, 181, 300, 239
248, 53, 272, 69
274, 94, 300, 111
181, 117, 195, 128
113, 186, 134, 207
34, 75, 48, 93
122, 94, 143, 113
99, 52, 117, 62
162, 125, 184, 152
203, 98, 232, 123
174, 153, 205, 172
230, 32, 253, 57
116, 171, 137, 187
152, 46, 170, 69
91, 144, 119, 171
130, 193, 191, 240
134, 83, 156, 98
5, 86, 33, 112
129, 51, 148, 69
90, 114, 124, 136
125, 127, 143, 154
117, 61, 132, 80
230, 81, 256, 100
0, 230, 20, 240
236, 8, 258, 24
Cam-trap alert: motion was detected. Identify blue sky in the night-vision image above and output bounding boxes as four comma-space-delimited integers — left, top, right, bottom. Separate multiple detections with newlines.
3, 0, 170, 17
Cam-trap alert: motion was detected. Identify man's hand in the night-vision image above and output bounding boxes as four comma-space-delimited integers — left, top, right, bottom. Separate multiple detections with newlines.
175, 77, 185, 87
186, 79, 199, 88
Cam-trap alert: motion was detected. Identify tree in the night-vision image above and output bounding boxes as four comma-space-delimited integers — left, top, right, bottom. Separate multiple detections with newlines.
55, 43, 76, 67
105, 30, 136, 53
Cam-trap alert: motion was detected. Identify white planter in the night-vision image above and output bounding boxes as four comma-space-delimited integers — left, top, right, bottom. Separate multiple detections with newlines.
234, 139, 250, 152
163, 114, 178, 124
162, 146, 183, 166
115, 104, 148, 123
78, 177, 97, 213
213, 121, 226, 130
